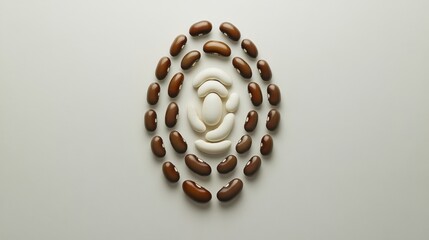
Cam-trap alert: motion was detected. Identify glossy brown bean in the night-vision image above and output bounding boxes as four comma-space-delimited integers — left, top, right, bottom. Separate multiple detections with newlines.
169, 131, 188, 154
257, 60, 272, 81
203, 40, 231, 57
219, 22, 241, 41
144, 109, 157, 132
189, 20, 212, 37
147, 82, 160, 105
217, 178, 243, 202
217, 155, 237, 174
235, 134, 252, 154
170, 34, 187, 57
260, 134, 273, 156
243, 155, 261, 176
266, 109, 280, 131
182, 180, 212, 203
241, 39, 258, 58
151, 136, 165, 157
155, 57, 171, 80
181, 50, 201, 70
168, 73, 184, 98
244, 110, 258, 132
248, 82, 263, 106
162, 161, 180, 183
267, 84, 281, 105
165, 102, 179, 128
232, 57, 252, 79
185, 154, 211, 176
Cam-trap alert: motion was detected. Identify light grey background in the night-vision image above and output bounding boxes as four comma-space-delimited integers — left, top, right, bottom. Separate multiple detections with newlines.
1, 0, 428, 239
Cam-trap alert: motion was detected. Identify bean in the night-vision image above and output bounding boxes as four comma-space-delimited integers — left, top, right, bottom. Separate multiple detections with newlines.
248, 82, 263, 106
260, 134, 273, 156
217, 155, 237, 174
266, 109, 280, 131
144, 109, 157, 132
267, 84, 281, 105
193, 67, 232, 88
168, 72, 184, 98
165, 102, 179, 128
257, 60, 272, 81
146, 82, 160, 105
182, 180, 212, 203
232, 57, 252, 79
185, 154, 211, 176
170, 34, 187, 57
205, 113, 235, 142
189, 20, 212, 37
187, 103, 206, 133
241, 39, 258, 58
197, 80, 228, 98
169, 131, 187, 154
155, 56, 171, 80
201, 93, 223, 126
162, 161, 180, 183
219, 22, 241, 41
244, 110, 258, 132
181, 50, 201, 70
243, 155, 261, 176
225, 92, 240, 113
151, 136, 165, 157
203, 40, 231, 57
217, 178, 243, 202
235, 134, 252, 154
194, 140, 231, 155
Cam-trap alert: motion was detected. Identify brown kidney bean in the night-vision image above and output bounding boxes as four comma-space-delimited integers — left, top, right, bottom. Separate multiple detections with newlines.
266, 109, 280, 131
219, 22, 241, 41
217, 155, 237, 174
189, 20, 212, 37
203, 40, 231, 57
169, 131, 187, 154
155, 56, 171, 80
232, 57, 252, 79
168, 72, 184, 98
151, 136, 165, 157
217, 178, 243, 202
248, 82, 263, 106
170, 34, 187, 57
235, 134, 252, 154
162, 161, 180, 183
241, 39, 258, 58
165, 102, 179, 128
243, 155, 261, 176
260, 134, 273, 155
181, 50, 201, 70
182, 180, 212, 203
147, 82, 160, 105
244, 110, 258, 132
144, 109, 157, 132
185, 154, 211, 176
267, 84, 281, 105
257, 60, 272, 81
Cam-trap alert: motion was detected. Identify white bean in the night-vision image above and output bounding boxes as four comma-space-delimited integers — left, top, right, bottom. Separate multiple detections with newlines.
205, 113, 235, 142
187, 104, 206, 133
193, 68, 232, 88
195, 140, 231, 154
225, 92, 240, 112
197, 80, 228, 98
202, 93, 223, 126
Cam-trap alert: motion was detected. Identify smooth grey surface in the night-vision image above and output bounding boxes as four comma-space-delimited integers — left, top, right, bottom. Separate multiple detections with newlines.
1, 0, 429, 239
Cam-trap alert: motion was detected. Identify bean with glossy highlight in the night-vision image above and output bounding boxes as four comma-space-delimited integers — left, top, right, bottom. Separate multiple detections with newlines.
162, 161, 180, 182
168, 72, 184, 98
144, 109, 157, 132
260, 134, 273, 155
189, 20, 212, 37
243, 155, 261, 176
219, 22, 241, 41
241, 39, 258, 58
165, 102, 179, 128
182, 180, 212, 203
170, 34, 187, 57
267, 84, 281, 105
203, 40, 231, 57
185, 154, 211, 176
181, 50, 201, 70
257, 60, 272, 81
244, 110, 258, 132
151, 136, 165, 157
266, 109, 280, 131
232, 57, 252, 79
235, 134, 252, 154
155, 57, 171, 80
217, 178, 243, 202
169, 131, 187, 154
217, 155, 237, 174
248, 82, 263, 106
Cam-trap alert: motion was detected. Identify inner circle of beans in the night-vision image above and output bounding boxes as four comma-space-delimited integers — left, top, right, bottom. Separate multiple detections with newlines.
146, 20, 282, 204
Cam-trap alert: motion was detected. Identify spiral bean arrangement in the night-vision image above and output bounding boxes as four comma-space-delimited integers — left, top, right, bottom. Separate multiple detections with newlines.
145, 20, 281, 203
